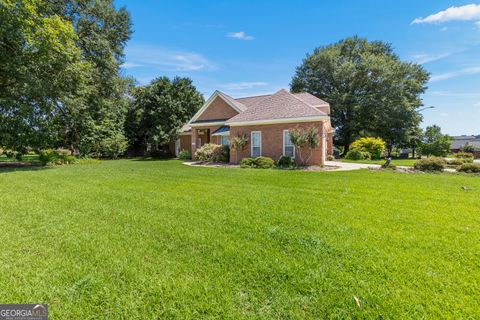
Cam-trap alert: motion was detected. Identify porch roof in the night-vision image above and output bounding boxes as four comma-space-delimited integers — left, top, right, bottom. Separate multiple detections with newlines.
211, 126, 230, 136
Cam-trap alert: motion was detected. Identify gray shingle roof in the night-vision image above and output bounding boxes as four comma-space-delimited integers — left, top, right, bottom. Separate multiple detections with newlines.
451, 135, 480, 150
226, 89, 327, 123
235, 94, 271, 108
293, 92, 329, 106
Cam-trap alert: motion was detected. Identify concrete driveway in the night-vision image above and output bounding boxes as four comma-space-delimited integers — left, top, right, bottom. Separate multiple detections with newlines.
325, 161, 381, 171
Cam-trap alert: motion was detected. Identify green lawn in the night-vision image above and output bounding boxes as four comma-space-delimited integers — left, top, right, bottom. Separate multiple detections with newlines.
0, 154, 40, 163
341, 158, 418, 166
0, 160, 479, 318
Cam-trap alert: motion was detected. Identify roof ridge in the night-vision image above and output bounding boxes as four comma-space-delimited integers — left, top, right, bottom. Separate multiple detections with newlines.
235, 93, 272, 100
293, 92, 329, 106
288, 90, 326, 115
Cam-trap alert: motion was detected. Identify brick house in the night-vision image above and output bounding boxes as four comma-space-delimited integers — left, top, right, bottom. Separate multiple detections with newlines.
172, 89, 334, 165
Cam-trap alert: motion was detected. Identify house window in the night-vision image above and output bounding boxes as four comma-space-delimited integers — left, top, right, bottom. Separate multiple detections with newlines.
220, 136, 230, 146
251, 131, 261, 157
283, 130, 295, 158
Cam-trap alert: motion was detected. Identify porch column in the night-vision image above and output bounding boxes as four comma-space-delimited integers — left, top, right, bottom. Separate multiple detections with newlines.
191, 128, 198, 158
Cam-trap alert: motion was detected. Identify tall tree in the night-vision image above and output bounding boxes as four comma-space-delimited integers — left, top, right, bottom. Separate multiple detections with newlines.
125, 77, 204, 155
0, 0, 88, 152
291, 36, 429, 154
420, 125, 452, 157
47, 0, 132, 155
0, 0, 132, 156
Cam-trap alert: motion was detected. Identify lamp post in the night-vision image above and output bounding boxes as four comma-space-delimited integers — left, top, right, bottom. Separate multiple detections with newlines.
417, 106, 435, 112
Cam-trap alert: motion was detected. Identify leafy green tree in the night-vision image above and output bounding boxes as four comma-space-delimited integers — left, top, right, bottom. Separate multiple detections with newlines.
0, 0, 132, 157
125, 77, 204, 155
419, 125, 452, 157
291, 36, 429, 155
47, 0, 133, 156
0, 0, 89, 153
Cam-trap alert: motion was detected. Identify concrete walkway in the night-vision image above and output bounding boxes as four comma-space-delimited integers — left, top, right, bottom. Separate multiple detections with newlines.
325, 161, 381, 171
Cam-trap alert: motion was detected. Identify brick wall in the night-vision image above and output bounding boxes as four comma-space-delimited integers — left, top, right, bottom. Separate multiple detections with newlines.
197, 96, 238, 121
229, 121, 327, 165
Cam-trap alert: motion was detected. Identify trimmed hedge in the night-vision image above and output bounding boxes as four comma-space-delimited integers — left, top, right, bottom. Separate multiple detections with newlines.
457, 163, 480, 173
194, 144, 228, 162
455, 152, 474, 163
240, 156, 275, 169
178, 150, 191, 160
414, 157, 446, 172
345, 149, 371, 160
277, 155, 294, 167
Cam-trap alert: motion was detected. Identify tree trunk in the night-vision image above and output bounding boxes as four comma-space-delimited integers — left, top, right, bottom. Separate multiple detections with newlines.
411, 146, 416, 159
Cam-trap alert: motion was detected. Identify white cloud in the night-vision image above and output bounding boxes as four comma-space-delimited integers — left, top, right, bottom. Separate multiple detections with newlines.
124, 45, 216, 72
411, 52, 450, 64
430, 66, 480, 82
227, 31, 254, 40
412, 4, 480, 24
430, 91, 480, 98
219, 82, 268, 90
121, 62, 144, 69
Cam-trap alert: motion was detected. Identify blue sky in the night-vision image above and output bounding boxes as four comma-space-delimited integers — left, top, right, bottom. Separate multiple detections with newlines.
115, 0, 480, 135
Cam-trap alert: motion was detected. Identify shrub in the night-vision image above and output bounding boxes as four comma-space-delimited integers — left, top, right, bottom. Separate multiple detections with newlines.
39, 149, 59, 165
148, 149, 171, 159
255, 156, 275, 169
277, 155, 294, 167
446, 159, 465, 167
350, 137, 385, 159
457, 163, 480, 173
39, 149, 77, 165
240, 157, 256, 168
455, 152, 474, 163
414, 157, 446, 172
5, 150, 17, 159
194, 143, 228, 162
461, 144, 475, 153
345, 149, 371, 160
64, 155, 77, 164
178, 150, 191, 160
240, 156, 275, 169
100, 135, 128, 159
327, 155, 335, 161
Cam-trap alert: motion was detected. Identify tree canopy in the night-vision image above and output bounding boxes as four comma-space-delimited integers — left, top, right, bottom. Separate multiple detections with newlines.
125, 77, 204, 155
291, 36, 430, 155
419, 125, 452, 157
0, 0, 132, 156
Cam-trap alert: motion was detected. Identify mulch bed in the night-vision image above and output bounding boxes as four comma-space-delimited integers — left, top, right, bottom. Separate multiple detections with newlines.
0, 162, 41, 168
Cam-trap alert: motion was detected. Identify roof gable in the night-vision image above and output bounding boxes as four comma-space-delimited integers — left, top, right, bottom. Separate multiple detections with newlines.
189, 91, 245, 123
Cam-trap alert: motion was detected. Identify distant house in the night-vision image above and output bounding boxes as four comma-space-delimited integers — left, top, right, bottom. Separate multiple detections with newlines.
171, 89, 334, 165
451, 135, 480, 158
